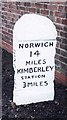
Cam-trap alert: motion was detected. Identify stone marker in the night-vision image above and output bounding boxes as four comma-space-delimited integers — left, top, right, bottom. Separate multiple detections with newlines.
13, 14, 57, 105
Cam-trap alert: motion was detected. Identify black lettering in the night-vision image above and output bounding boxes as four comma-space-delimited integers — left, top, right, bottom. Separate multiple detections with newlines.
25, 76, 27, 79
24, 68, 29, 73
23, 81, 48, 88
42, 67, 45, 72
27, 82, 33, 87
34, 60, 38, 65
17, 69, 24, 73
43, 59, 46, 64
41, 43, 43, 47
30, 51, 32, 57
34, 67, 38, 72
35, 82, 38, 86
38, 75, 41, 78
31, 61, 33, 64
46, 66, 49, 71
23, 82, 26, 88
21, 76, 24, 80
44, 42, 48, 47
38, 59, 41, 64
35, 43, 40, 47
41, 74, 45, 78
40, 81, 43, 86
33, 82, 38, 86
35, 75, 37, 78
49, 42, 53, 47
50, 66, 54, 71
19, 44, 24, 48
29, 68, 33, 73
17, 69, 21, 73
28, 76, 31, 79
44, 81, 48, 86
31, 75, 34, 78
30, 43, 34, 48
26, 61, 30, 65
38, 67, 41, 72
25, 44, 29, 48
19, 42, 53, 49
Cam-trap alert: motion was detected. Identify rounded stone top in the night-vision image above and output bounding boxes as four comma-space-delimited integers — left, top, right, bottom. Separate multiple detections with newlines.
13, 14, 57, 41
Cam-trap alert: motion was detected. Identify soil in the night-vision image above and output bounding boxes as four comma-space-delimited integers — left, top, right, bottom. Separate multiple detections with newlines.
2, 49, 67, 119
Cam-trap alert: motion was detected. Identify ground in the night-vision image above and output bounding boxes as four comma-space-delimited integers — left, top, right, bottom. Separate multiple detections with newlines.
2, 49, 67, 119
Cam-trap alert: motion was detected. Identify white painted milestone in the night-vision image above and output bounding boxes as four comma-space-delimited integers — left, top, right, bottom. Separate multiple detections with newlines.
13, 14, 57, 105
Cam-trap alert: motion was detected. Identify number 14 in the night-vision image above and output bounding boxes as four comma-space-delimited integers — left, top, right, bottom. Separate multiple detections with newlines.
30, 50, 40, 57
